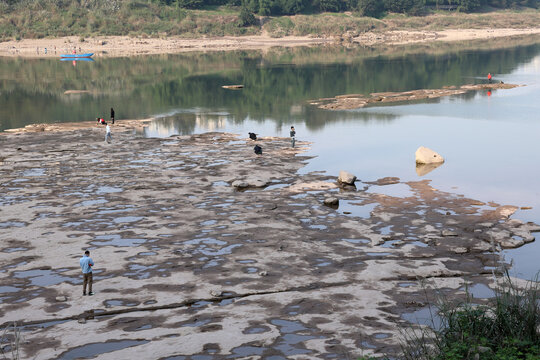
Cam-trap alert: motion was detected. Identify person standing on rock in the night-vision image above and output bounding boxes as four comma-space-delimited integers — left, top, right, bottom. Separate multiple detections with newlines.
110, 107, 115, 124
105, 124, 112, 143
487, 73, 492, 84
290, 126, 296, 148
80, 250, 94, 296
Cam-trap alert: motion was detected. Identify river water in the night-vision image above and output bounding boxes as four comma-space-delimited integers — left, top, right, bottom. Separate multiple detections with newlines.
1, 38, 539, 279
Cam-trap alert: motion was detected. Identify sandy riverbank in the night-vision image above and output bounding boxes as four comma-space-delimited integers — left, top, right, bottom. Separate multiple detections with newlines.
0, 120, 538, 358
1, 27, 540, 58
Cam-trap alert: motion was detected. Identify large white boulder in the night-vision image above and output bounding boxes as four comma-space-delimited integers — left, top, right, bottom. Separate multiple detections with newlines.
338, 170, 356, 185
415, 146, 444, 164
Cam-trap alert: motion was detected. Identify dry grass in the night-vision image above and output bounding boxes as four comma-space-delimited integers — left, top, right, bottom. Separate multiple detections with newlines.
0, 322, 21, 360
262, 13, 385, 38
261, 9, 540, 38
384, 9, 540, 31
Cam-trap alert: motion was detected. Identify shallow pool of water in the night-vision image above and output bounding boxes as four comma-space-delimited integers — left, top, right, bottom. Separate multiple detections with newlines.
12, 268, 78, 287
56, 340, 149, 360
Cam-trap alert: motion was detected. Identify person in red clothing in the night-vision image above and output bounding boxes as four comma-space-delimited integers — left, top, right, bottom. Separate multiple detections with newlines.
487, 73, 492, 83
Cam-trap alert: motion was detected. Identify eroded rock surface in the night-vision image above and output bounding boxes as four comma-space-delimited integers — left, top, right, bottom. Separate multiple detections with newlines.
310, 83, 521, 110
0, 123, 536, 359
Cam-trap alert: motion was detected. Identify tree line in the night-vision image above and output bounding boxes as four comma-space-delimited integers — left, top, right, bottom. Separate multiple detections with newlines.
166, 0, 540, 17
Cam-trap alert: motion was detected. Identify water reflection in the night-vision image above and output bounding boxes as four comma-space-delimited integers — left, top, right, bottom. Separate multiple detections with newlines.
141, 106, 398, 137
142, 113, 198, 137
2, 40, 540, 131
416, 162, 443, 176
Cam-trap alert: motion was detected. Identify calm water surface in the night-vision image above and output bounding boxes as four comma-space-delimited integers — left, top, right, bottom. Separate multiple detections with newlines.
1, 41, 539, 278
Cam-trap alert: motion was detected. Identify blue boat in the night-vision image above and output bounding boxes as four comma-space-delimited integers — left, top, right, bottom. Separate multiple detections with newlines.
60, 53, 94, 58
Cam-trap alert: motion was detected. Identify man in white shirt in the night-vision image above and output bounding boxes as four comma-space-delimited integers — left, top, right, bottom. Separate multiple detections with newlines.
105, 124, 112, 143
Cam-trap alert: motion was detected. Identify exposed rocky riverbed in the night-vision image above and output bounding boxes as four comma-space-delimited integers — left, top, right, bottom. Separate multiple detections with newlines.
310, 83, 520, 110
0, 121, 538, 359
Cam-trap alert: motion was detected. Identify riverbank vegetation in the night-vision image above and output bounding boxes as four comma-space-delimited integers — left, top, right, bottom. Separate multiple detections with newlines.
0, 0, 539, 41
397, 275, 540, 360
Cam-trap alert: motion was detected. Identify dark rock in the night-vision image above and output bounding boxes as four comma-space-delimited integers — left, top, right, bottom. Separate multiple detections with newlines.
323, 197, 339, 206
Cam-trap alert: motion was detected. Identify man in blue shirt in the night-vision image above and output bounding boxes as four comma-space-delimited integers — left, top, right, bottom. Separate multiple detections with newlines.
80, 250, 94, 296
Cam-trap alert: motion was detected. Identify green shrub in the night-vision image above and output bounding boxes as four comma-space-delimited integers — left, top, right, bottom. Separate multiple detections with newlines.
459, 0, 482, 12
384, 0, 424, 15
177, 0, 205, 9
400, 274, 540, 360
317, 0, 342, 12
259, 0, 271, 15
265, 16, 294, 36
238, 4, 256, 26
357, 0, 384, 18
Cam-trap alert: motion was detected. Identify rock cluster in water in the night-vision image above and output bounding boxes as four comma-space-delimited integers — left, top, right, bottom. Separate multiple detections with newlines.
310, 83, 520, 110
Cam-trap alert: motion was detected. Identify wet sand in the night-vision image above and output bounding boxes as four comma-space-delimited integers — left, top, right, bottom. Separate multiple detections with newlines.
0, 121, 538, 358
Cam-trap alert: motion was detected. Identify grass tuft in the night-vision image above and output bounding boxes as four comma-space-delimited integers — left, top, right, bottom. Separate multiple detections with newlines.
1, 322, 21, 360
399, 273, 540, 360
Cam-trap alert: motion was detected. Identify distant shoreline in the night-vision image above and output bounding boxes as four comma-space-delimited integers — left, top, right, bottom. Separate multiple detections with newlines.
1, 27, 540, 58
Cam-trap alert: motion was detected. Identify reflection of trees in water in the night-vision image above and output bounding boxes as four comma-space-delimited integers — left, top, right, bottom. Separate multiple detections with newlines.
1, 41, 539, 131
146, 106, 397, 135
145, 113, 197, 136
303, 106, 397, 131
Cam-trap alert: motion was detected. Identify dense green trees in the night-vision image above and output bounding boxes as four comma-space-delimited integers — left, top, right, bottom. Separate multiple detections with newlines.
384, 0, 424, 15
459, 0, 482, 12
425, 0, 539, 12
239, 4, 257, 26
180, 0, 539, 15
221, 0, 538, 15
4, 0, 537, 15
357, 0, 384, 17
